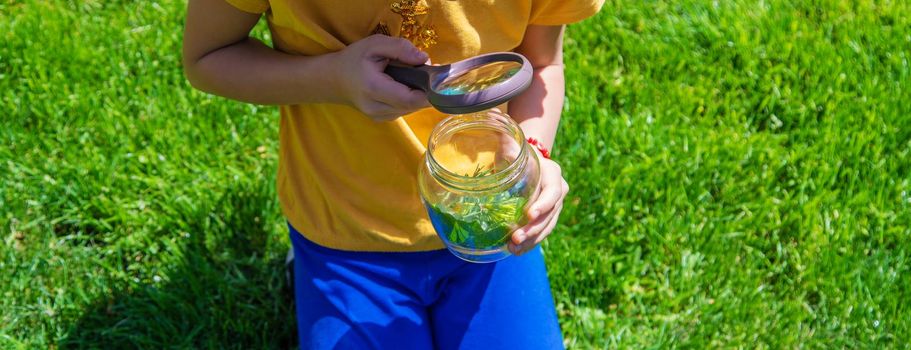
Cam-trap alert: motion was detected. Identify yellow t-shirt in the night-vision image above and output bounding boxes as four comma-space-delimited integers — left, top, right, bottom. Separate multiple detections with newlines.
224, 0, 603, 252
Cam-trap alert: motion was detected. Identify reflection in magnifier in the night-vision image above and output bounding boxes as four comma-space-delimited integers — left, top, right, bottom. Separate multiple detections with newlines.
435, 61, 523, 96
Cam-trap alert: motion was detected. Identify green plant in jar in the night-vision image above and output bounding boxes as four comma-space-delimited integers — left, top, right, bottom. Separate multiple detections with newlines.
418, 111, 540, 263
429, 190, 528, 249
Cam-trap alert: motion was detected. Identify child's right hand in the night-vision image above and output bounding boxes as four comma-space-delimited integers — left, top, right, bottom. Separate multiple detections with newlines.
331, 35, 431, 121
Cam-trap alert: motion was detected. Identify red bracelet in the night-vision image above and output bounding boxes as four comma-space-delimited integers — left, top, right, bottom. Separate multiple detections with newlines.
526, 137, 551, 159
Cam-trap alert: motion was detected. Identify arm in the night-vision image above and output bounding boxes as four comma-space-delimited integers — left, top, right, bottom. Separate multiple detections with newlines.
507, 25, 570, 255
182, 0, 429, 119
508, 25, 566, 150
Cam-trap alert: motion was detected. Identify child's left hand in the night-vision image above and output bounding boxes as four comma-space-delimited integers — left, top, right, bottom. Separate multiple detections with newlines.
509, 157, 569, 255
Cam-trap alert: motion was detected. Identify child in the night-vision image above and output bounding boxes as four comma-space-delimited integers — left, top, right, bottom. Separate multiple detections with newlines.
183, 0, 602, 348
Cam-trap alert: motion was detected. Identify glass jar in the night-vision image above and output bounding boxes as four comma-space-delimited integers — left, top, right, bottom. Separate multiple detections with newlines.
418, 110, 541, 263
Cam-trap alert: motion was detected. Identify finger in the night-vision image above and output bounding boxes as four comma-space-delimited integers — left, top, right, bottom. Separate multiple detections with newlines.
532, 203, 563, 247
367, 78, 430, 110
512, 203, 563, 255
527, 170, 565, 220
511, 205, 557, 246
363, 35, 428, 65
359, 100, 402, 121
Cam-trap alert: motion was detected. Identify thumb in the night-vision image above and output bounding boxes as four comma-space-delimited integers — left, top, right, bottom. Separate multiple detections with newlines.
364, 35, 428, 65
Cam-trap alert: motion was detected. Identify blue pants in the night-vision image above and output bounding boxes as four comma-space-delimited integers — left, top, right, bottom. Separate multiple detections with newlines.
289, 225, 564, 349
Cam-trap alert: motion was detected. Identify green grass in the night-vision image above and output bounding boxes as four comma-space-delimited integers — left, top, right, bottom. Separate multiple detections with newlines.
1, 0, 910, 348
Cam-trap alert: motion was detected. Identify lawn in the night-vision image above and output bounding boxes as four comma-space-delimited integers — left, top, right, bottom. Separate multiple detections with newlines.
2, 0, 910, 348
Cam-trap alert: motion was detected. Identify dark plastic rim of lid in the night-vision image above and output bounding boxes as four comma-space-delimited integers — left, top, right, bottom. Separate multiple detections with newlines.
428, 52, 533, 115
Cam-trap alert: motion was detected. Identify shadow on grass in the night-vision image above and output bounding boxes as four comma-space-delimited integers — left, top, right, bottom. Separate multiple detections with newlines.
58, 180, 297, 349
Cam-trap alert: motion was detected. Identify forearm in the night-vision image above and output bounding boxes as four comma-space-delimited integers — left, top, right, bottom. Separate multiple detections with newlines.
507, 63, 565, 150
184, 38, 342, 105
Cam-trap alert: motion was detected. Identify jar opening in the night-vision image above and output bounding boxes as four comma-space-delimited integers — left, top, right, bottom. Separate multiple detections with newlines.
426, 110, 528, 192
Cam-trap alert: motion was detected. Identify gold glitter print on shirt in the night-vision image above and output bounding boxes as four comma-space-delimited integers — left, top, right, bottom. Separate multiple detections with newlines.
390, 0, 438, 50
